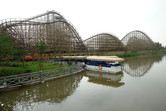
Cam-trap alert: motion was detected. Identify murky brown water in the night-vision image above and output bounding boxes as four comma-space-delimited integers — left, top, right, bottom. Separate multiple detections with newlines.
0, 55, 166, 111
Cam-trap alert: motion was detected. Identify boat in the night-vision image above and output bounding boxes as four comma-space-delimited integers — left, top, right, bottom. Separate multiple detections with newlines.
85, 56, 124, 74
62, 55, 124, 73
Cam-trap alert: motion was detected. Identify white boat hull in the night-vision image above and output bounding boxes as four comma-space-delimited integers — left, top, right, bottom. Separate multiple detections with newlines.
85, 65, 122, 74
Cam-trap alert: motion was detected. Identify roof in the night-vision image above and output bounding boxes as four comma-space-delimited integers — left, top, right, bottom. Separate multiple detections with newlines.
62, 56, 124, 62
86, 56, 124, 62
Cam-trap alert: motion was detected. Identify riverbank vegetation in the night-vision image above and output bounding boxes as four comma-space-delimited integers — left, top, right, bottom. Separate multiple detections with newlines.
0, 62, 67, 77
61, 48, 166, 58
0, 33, 67, 77
0, 33, 166, 77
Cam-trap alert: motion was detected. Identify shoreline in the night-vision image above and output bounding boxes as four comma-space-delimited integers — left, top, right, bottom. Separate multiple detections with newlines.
0, 67, 84, 92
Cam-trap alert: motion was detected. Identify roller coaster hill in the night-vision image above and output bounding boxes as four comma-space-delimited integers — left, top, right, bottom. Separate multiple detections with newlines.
0, 11, 163, 57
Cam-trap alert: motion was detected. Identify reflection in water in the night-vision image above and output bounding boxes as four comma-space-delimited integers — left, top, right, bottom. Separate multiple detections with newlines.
122, 55, 164, 77
85, 71, 124, 87
0, 73, 83, 111
0, 56, 166, 111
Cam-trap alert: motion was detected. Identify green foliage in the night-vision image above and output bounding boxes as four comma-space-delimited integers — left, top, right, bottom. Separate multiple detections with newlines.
0, 62, 67, 77
36, 41, 47, 55
76, 53, 80, 56
115, 52, 140, 58
0, 68, 24, 77
12, 49, 23, 57
0, 33, 15, 59
131, 50, 137, 53
152, 52, 158, 55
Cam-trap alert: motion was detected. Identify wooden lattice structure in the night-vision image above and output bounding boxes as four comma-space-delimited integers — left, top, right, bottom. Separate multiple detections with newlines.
121, 30, 155, 50
84, 33, 123, 52
0, 11, 85, 53
0, 11, 159, 53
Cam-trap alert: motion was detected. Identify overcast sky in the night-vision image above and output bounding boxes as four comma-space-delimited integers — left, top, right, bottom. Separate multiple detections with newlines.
0, 0, 166, 46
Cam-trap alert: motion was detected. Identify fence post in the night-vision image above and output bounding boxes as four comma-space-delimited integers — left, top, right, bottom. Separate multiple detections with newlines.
18, 75, 20, 84
3, 77, 7, 88
30, 73, 32, 82
70, 66, 73, 74
40, 70, 44, 81
64, 67, 66, 74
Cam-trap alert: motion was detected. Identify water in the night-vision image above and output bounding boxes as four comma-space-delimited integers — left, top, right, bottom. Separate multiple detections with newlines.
0, 55, 166, 111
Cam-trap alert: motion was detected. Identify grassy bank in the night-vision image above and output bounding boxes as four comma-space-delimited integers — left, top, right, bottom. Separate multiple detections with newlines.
0, 62, 67, 77
1, 49, 165, 77
115, 50, 166, 58
60, 49, 166, 57
88, 50, 166, 58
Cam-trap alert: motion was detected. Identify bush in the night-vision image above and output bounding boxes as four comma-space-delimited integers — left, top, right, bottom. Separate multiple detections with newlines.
82, 54, 85, 56
116, 53, 140, 58
0, 62, 67, 77
0, 69, 15, 77
76, 53, 80, 56
131, 50, 137, 53
25, 69, 32, 73
11, 63, 19, 67
0, 67, 28, 77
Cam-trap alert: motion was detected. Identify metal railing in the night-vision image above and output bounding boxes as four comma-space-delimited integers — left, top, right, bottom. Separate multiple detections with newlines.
0, 64, 84, 88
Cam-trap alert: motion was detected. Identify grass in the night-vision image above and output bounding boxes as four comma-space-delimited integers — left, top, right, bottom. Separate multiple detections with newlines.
105, 51, 140, 58
115, 52, 140, 58
105, 50, 166, 58
0, 62, 68, 77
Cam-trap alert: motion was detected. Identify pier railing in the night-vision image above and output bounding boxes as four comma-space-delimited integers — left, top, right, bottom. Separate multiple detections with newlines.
0, 64, 84, 88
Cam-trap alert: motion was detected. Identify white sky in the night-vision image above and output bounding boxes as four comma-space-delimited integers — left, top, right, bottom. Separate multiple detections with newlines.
0, 0, 166, 46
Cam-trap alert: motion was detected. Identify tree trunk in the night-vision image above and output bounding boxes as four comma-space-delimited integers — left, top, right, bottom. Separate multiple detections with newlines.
5, 58, 9, 66
21, 56, 25, 66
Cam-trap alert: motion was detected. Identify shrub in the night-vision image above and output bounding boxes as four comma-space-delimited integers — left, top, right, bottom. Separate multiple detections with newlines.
0, 69, 15, 77
25, 69, 32, 73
